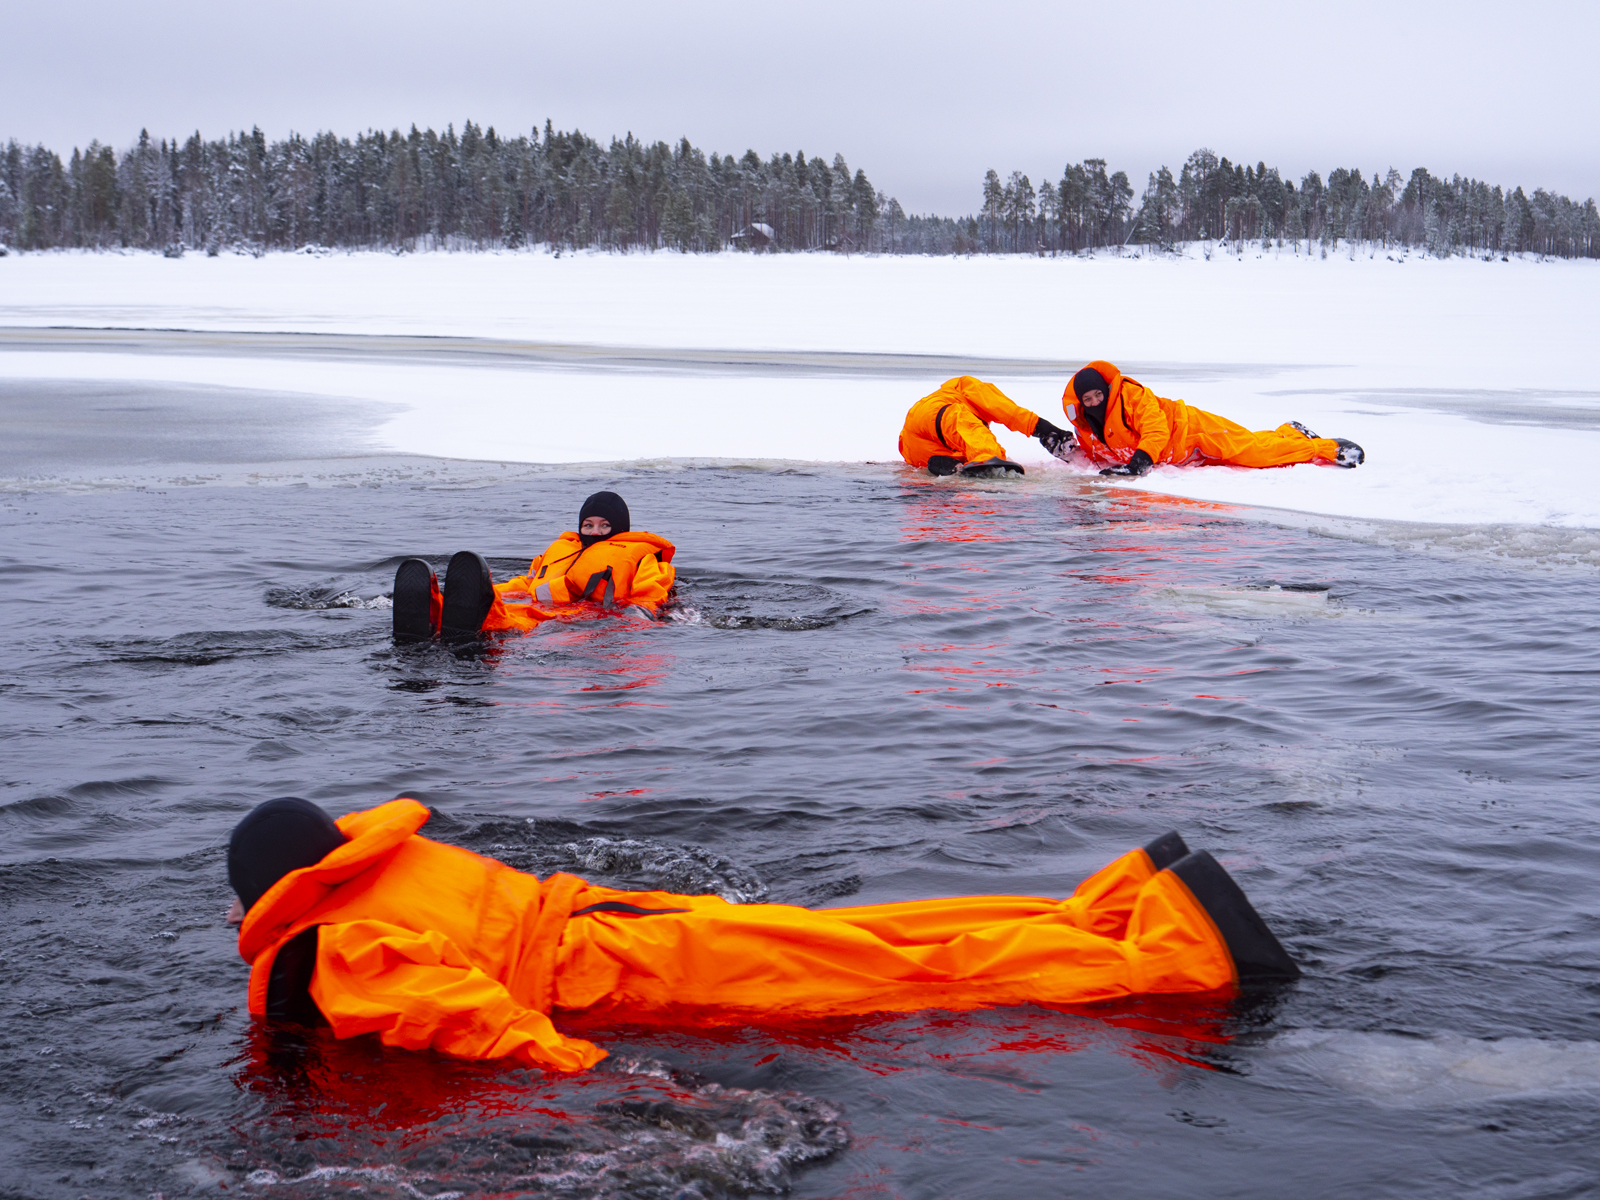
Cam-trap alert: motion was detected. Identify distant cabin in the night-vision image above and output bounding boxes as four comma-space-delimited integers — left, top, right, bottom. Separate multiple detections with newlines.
731, 222, 776, 251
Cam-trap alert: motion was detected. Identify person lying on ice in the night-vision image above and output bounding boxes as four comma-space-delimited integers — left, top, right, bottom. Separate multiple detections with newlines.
899, 376, 1077, 477
392, 491, 676, 642
225, 796, 1300, 1073
1063, 361, 1364, 477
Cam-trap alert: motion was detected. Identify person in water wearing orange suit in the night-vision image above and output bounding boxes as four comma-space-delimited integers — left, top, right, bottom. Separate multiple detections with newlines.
1064, 361, 1365, 477
392, 491, 676, 642
226, 795, 1300, 1073
899, 376, 1077, 477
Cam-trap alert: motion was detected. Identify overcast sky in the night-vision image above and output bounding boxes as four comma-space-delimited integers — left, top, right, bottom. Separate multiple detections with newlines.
6, 0, 1597, 214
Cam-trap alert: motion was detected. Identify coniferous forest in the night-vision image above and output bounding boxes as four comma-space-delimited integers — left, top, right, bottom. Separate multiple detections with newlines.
1, 123, 1595, 259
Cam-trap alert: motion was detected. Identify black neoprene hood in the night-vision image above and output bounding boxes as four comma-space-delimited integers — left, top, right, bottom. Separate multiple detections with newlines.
227, 797, 348, 912
578, 491, 631, 547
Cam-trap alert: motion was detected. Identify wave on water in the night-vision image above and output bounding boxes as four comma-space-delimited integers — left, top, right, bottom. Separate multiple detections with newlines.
265, 581, 394, 610
449, 815, 771, 904
670, 576, 873, 632
215, 1058, 847, 1200
83, 629, 354, 666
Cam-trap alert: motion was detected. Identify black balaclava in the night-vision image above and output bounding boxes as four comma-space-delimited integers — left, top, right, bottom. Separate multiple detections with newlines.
1071, 367, 1111, 403
1070, 367, 1111, 444
227, 797, 349, 913
578, 491, 631, 548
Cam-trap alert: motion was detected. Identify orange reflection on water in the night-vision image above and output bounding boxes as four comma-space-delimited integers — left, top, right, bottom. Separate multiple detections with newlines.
899, 485, 1017, 545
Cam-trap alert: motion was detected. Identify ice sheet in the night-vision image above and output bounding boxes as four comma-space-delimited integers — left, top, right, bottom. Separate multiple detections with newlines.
0, 248, 1596, 528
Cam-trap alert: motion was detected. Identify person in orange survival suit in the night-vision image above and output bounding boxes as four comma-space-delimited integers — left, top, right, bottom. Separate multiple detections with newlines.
1063, 361, 1365, 477
391, 491, 676, 642
899, 376, 1077, 477
226, 796, 1300, 1073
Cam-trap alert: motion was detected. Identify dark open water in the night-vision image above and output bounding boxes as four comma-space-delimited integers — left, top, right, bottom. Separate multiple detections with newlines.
4, 444, 1600, 1198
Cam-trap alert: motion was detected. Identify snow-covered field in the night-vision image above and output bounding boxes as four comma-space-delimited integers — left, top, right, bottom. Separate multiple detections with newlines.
1, 247, 1596, 531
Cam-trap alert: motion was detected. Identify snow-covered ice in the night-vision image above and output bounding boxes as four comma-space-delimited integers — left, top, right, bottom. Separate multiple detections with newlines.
1, 247, 1596, 532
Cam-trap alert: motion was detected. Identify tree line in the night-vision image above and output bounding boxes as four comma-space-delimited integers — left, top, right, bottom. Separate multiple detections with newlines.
0, 123, 1594, 259
982, 149, 1599, 259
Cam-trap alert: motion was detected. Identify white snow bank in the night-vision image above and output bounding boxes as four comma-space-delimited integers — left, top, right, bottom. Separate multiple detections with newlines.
1, 248, 1596, 528
2, 247, 1596, 387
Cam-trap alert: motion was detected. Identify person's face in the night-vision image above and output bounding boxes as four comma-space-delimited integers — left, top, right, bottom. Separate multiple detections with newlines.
226, 897, 244, 926
1079, 388, 1107, 408
580, 516, 611, 538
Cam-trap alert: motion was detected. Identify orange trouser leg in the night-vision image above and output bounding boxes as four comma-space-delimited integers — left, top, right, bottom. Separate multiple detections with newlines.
1185, 408, 1339, 468
943, 377, 1040, 439
821, 846, 1157, 944
480, 579, 550, 633
943, 405, 1009, 462
898, 395, 1009, 466
549, 851, 1234, 1017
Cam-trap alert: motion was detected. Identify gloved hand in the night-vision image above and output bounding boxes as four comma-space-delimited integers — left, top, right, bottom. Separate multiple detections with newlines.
1034, 418, 1075, 461
1099, 449, 1154, 477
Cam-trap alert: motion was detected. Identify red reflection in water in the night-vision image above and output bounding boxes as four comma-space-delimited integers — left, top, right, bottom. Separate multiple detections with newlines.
489, 622, 676, 708
557, 990, 1245, 1084
900, 488, 1014, 545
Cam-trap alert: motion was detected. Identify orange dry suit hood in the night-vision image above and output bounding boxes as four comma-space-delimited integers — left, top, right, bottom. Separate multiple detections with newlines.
578, 490, 630, 548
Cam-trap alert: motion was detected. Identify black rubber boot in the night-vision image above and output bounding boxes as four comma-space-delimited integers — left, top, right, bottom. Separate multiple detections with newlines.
959, 457, 1024, 477
1142, 830, 1190, 871
1166, 850, 1301, 984
927, 455, 960, 476
440, 551, 495, 640
1333, 438, 1364, 468
1288, 420, 1319, 439
392, 558, 438, 643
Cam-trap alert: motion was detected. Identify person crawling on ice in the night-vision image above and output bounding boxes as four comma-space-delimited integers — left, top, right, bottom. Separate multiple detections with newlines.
899, 376, 1077, 477
1064, 361, 1365, 476
225, 795, 1300, 1073
391, 490, 676, 642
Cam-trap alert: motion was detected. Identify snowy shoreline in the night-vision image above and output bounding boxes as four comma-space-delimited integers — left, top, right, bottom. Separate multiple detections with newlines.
1, 248, 1596, 533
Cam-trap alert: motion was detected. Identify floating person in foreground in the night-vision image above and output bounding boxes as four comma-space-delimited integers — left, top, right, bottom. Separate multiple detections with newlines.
226, 796, 1300, 1073
1063, 360, 1365, 477
899, 376, 1077, 477
392, 491, 676, 642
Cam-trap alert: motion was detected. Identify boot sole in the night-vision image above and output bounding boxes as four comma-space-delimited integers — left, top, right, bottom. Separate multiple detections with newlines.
392, 558, 437, 643
1167, 850, 1301, 984
1143, 830, 1190, 871
958, 458, 1025, 477
440, 551, 495, 639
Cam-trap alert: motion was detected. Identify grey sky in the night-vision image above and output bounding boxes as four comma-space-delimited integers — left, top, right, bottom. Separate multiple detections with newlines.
6, 0, 1597, 213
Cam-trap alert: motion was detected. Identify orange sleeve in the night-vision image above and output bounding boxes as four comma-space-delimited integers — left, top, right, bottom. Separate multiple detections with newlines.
1119, 382, 1172, 462
951, 377, 1039, 437
310, 919, 606, 1074
623, 553, 676, 612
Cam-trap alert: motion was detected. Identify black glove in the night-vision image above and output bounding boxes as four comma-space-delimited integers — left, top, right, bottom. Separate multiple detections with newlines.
1099, 449, 1154, 477
1033, 418, 1075, 461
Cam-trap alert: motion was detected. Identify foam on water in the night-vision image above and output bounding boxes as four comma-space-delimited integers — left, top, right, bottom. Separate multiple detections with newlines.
1146, 583, 1353, 620
1272, 1029, 1600, 1108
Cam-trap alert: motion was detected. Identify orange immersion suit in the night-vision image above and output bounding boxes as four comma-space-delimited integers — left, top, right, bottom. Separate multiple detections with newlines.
481, 531, 676, 633
1063, 360, 1343, 469
238, 799, 1269, 1074
899, 377, 1041, 468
